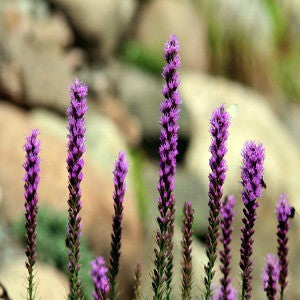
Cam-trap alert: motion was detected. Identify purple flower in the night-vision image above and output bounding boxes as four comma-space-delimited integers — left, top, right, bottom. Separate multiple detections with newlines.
204, 104, 230, 298
91, 257, 110, 300
262, 254, 279, 300
152, 34, 181, 299
213, 285, 238, 300
277, 194, 294, 299
133, 262, 142, 300
109, 151, 128, 298
181, 201, 194, 300
239, 141, 265, 300
23, 129, 40, 300
219, 195, 235, 300
66, 78, 88, 299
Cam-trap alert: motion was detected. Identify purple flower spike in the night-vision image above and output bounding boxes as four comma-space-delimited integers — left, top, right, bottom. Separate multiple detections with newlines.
91, 257, 110, 300
152, 34, 181, 299
277, 194, 294, 299
213, 285, 238, 300
204, 105, 230, 299
109, 151, 129, 299
239, 141, 265, 300
23, 129, 40, 300
181, 201, 194, 300
219, 195, 235, 300
66, 78, 88, 299
262, 254, 279, 300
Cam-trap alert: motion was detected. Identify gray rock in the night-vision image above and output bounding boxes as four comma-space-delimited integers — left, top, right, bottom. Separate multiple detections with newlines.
50, 0, 137, 59
142, 162, 207, 231
117, 66, 192, 140
0, 0, 78, 112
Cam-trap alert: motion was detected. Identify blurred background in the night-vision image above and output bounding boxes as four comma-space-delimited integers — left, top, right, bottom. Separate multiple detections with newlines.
0, 0, 299, 299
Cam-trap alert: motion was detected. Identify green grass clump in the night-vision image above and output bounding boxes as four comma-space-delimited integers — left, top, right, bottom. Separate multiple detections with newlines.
119, 40, 163, 75
14, 206, 94, 299
129, 150, 149, 224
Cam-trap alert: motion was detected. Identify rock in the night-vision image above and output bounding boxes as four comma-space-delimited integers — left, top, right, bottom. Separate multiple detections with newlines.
0, 102, 142, 298
98, 98, 142, 148
117, 66, 192, 141
181, 72, 300, 299
30, 107, 135, 174
0, 0, 79, 112
135, 0, 207, 71
21, 49, 75, 111
50, 0, 137, 59
142, 161, 207, 230
0, 257, 68, 300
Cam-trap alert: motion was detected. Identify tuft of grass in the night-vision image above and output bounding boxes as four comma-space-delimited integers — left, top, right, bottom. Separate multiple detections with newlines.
129, 150, 149, 225
13, 205, 94, 299
119, 40, 163, 75
276, 46, 300, 102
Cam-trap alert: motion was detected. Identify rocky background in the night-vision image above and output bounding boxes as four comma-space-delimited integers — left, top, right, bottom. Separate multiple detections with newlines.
0, 0, 300, 299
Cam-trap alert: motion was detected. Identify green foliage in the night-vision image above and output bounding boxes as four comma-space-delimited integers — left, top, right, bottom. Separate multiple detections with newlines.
13, 206, 94, 300
277, 46, 300, 102
129, 150, 149, 224
119, 40, 163, 75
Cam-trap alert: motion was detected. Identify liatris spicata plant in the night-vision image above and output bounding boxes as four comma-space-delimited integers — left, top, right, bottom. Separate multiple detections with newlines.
152, 34, 181, 299
204, 104, 230, 299
23, 129, 40, 300
91, 257, 110, 300
262, 254, 279, 300
239, 141, 265, 300
66, 78, 88, 299
133, 262, 142, 300
276, 194, 294, 299
109, 151, 129, 299
218, 195, 235, 300
181, 201, 194, 300
213, 285, 238, 300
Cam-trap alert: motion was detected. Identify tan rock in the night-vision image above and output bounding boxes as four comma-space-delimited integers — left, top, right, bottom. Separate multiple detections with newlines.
0, 258, 68, 300
135, 0, 208, 71
0, 0, 78, 112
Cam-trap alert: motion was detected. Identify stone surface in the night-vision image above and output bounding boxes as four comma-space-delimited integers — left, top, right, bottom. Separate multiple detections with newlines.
0, 0, 78, 112
142, 161, 207, 231
0, 258, 68, 300
50, 0, 137, 58
0, 102, 141, 298
181, 72, 300, 299
117, 66, 192, 141
135, 0, 208, 71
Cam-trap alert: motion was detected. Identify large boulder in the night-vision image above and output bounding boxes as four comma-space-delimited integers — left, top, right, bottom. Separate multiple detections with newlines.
117, 65, 192, 142
181, 72, 300, 299
50, 0, 137, 59
0, 0, 79, 112
135, 0, 208, 71
0, 102, 141, 298
0, 258, 68, 300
